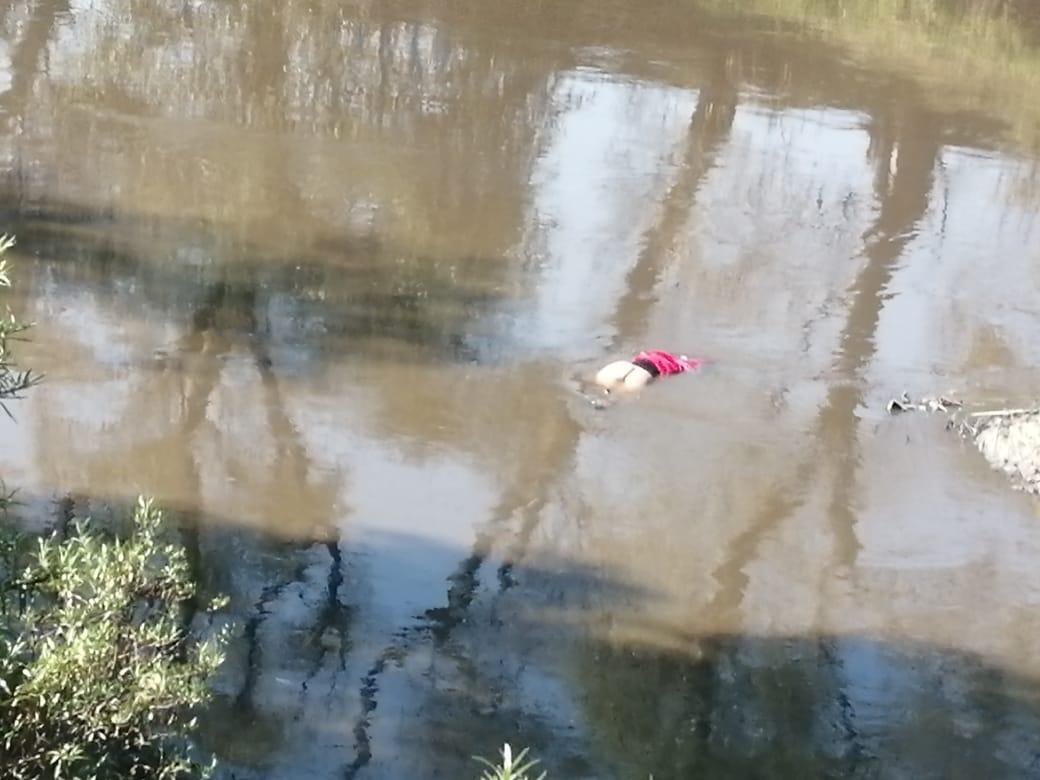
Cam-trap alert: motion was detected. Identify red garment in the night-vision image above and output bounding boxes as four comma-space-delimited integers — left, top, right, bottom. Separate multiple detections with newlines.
632, 349, 702, 376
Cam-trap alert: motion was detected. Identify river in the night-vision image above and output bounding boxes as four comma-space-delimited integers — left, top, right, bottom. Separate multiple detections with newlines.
1, 1, 1039, 778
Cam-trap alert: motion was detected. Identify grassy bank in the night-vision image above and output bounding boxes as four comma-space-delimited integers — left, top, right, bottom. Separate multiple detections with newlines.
703, 0, 1040, 150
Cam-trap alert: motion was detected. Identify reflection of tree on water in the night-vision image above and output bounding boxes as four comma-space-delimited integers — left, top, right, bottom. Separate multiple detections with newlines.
313, 14, 986, 779
0, 0, 70, 117
658, 89, 944, 780
820, 102, 941, 569
345, 38, 746, 780
1, 1, 1039, 778
706, 96, 943, 624
413, 38, 741, 644
0, 0, 557, 264
0, 1, 562, 773
573, 628, 1040, 779
180, 276, 349, 677
610, 49, 738, 341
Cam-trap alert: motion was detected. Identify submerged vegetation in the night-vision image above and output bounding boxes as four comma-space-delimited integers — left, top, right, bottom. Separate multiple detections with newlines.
705, 0, 1040, 149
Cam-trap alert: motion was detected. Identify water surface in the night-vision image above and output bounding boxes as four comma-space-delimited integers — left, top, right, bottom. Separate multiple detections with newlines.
1, 1, 1040, 777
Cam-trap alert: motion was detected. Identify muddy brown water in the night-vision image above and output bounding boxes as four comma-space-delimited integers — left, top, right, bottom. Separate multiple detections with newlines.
2, 1, 1040, 778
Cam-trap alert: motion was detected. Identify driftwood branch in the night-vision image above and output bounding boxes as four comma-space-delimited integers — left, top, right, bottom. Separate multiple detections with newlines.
966, 408, 1036, 419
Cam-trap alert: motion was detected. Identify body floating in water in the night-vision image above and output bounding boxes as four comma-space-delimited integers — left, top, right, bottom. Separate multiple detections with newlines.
594, 349, 703, 392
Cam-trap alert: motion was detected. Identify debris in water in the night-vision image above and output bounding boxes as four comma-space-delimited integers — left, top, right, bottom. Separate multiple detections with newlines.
886, 393, 1040, 495
886, 392, 961, 414
886, 392, 913, 414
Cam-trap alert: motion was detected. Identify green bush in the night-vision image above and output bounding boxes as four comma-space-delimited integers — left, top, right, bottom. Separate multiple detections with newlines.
0, 497, 229, 779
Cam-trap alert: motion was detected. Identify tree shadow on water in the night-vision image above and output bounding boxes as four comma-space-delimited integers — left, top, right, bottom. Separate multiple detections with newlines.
234, 533, 1040, 780
7, 493, 1040, 780
360, 553, 1040, 780
563, 629, 1040, 780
